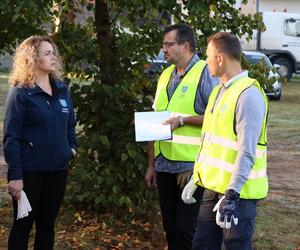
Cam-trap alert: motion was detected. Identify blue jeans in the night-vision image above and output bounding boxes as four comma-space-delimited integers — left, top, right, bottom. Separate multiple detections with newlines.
156, 171, 204, 250
193, 189, 257, 250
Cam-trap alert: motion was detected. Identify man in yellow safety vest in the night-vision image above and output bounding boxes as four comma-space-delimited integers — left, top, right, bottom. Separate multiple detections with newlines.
145, 24, 218, 249
182, 32, 268, 249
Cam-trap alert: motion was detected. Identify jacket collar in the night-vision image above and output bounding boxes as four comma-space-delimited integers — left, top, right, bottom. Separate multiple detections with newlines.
24, 79, 67, 96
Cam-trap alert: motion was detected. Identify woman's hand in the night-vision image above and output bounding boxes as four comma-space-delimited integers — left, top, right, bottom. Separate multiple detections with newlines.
8, 180, 24, 200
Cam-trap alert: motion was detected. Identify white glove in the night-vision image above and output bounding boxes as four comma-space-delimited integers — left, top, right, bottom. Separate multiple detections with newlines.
17, 190, 32, 220
213, 195, 238, 229
181, 177, 197, 204
213, 196, 224, 227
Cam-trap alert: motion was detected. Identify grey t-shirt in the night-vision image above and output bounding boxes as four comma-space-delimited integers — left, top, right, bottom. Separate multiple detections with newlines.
155, 54, 219, 173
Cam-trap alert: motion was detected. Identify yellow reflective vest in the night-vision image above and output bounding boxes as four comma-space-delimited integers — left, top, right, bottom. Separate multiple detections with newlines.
153, 60, 206, 162
193, 77, 268, 199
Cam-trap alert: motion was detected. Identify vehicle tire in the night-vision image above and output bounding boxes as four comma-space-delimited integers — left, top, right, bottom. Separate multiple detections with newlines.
273, 57, 293, 81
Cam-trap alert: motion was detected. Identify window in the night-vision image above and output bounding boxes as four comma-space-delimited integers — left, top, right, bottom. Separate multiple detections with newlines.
284, 18, 300, 37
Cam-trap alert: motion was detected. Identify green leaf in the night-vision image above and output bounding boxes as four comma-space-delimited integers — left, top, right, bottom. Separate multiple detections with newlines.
121, 153, 128, 161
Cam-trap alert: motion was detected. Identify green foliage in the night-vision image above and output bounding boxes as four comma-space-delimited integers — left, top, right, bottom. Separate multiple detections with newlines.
241, 55, 285, 94
0, 0, 52, 53
178, 0, 265, 56
241, 55, 274, 92
65, 75, 157, 212
52, 2, 160, 212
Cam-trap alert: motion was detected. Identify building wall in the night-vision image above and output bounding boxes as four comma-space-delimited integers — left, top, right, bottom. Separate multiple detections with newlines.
239, 0, 300, 14
240, 0, 257, 15
260, 0, 300, 14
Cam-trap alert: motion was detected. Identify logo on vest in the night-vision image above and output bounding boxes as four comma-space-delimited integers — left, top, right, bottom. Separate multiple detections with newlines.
181, 86, 188, 93
220, 104, 227, 112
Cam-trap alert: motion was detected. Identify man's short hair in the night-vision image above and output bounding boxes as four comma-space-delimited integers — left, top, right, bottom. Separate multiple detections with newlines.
207, 32, 241, 61
163, 24, 196, 52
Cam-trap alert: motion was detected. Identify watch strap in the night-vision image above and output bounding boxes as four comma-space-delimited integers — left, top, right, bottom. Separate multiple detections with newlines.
178, 116, 184, 127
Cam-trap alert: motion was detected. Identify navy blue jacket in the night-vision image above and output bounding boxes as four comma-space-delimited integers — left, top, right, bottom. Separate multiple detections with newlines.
3, 79, 77, 180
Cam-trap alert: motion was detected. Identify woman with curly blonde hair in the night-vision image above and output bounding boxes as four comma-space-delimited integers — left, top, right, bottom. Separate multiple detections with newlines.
4, 35, 77, 250
9, 36, 63, 87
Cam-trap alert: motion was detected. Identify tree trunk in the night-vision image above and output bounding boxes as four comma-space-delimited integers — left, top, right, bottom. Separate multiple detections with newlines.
95, 0, 116, 85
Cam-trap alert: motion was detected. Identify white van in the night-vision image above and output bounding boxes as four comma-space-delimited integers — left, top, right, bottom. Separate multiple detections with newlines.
240, 12, 300, 81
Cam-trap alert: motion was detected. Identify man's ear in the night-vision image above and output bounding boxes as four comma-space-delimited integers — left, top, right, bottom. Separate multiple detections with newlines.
183, 42, 191, 52
217, 53, 224, 67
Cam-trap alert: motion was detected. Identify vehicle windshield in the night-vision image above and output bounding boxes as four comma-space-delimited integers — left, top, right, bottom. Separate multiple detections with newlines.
244, 54, 273, 68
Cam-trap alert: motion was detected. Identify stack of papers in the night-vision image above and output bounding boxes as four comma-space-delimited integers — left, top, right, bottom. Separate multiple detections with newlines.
134, 111, 172, 142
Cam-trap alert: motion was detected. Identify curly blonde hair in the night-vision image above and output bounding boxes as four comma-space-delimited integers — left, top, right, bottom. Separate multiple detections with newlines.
9, 36, 63, 87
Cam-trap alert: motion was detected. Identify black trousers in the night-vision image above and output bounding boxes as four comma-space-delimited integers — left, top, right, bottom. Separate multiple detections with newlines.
157, 171, 203, 250
8, 170, 68, 250
192, 189, 257, 250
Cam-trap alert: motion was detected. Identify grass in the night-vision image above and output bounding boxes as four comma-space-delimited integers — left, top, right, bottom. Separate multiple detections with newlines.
0, 73, 299, 249
252, 77, 300, 249
255, 199, 300, 249
0, 72, 9, 125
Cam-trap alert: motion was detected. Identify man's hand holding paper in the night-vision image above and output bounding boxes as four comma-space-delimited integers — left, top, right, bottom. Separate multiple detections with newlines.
134, 111, 172, 142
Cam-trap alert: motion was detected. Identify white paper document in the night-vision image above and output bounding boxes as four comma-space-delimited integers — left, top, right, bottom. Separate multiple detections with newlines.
134, 111, 172, 142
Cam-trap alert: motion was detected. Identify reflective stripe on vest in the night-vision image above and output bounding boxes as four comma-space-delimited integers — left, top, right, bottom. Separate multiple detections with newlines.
153, 60, 206, 162
202, 132, 266, 158
165, 134, 201, 145
196, 154, 267, 179
193, 77, 268, 199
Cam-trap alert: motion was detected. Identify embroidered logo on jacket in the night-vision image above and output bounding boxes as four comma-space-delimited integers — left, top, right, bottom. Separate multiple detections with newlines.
59, 99, 69, 113
59, 99, 67, 107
